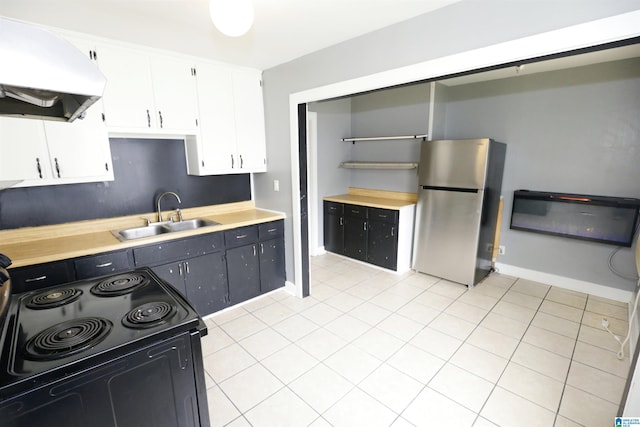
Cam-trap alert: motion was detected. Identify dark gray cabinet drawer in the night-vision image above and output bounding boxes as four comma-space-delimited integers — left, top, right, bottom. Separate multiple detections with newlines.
368, 207, 398, 223
75, 250, 132, 279
134, 232, 223, 267
258, 220, 284, 240
224, 225, 258, 249
9, 260, 75, 293
344, 204, 367, 218
324, 201, 343, 215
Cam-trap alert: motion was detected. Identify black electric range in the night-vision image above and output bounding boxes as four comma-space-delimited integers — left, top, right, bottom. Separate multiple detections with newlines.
0, 267, 210, 427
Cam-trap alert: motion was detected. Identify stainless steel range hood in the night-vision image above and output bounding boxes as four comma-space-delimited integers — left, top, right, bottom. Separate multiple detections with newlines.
0, 17, 106, 122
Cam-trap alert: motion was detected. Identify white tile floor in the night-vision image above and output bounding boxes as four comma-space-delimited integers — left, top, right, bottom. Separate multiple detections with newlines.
201, 253, 632, 427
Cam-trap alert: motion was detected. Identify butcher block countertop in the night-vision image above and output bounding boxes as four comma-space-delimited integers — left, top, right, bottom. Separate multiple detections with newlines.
323, 187, 417, 210
0, 201, 285, 268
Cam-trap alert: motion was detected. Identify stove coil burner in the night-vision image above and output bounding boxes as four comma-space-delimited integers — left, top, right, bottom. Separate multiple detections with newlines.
91, 273, 150, 296
122, 301, 177, 329
26, 288, 83, 309
25, 317, 112, 360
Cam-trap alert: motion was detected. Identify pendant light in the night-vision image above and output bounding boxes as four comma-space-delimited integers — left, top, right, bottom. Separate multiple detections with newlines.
209, 0, 254, 37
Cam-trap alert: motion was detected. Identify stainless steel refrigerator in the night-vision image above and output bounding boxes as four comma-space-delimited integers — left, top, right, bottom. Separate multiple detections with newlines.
413, 138, 506, 286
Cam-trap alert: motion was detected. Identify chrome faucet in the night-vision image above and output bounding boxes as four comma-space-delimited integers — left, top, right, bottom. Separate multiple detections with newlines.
156, 191, 182, 222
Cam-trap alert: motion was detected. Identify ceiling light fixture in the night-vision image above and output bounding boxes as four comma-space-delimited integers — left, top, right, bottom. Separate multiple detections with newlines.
209, 0, 254, 37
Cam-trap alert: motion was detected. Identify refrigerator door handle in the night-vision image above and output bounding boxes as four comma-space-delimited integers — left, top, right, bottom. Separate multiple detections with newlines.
421, 185, 478, 193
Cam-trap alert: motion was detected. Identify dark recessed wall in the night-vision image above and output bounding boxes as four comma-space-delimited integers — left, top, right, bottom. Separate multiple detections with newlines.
0, 138, 251, 230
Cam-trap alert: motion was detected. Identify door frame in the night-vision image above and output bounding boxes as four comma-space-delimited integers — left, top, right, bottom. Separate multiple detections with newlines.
287, 11, 640, 296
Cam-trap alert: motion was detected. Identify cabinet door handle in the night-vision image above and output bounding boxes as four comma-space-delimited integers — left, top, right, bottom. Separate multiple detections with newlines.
185, 261, 190, 274
54, 158, 61, 178
253, 245, 257, 257
36, 158, 43, 179
95, 262, 113, 268
231, 154, 235, 168
260, 243, 264, 254
158, 111, 163, 128
146, 109, 151, 127
391, 226, 394, 237
339, 217, 343, 226
178, 263, 183, 276
363, 221, 367, 231
240, 155, 244, 168
25, 275, 47, 283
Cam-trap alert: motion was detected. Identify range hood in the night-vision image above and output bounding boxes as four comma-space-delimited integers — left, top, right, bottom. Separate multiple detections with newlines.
0, 17, 106, 122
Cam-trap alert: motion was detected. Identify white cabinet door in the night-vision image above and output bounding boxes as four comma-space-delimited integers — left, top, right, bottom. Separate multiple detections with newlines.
150, 55, 199, 132
233, 68, 266, 173
187, 64, 267, 175
193, 62, 237, 173
97, 44, 156, 129
43, 103, 113, 182
0, 117, 51, 182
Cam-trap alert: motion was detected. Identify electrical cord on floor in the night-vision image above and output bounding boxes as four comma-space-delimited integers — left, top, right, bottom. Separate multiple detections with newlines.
608, 221, 640, 281
603, 276, 640, 360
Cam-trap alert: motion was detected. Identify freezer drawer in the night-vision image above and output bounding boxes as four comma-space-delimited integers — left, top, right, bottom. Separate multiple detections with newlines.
413, 189, 483, 286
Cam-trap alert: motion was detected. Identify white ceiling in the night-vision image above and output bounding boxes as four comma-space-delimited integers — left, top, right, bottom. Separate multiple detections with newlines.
0, 0, 461, 70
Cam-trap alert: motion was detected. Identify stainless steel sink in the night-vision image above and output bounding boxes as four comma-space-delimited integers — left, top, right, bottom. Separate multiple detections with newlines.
163, 218, 220, 232
113, 218, 220, 241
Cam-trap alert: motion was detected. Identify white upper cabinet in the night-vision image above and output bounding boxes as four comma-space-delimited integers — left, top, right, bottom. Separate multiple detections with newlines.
96, 44, 198, 133
42, 103, 113, 183
186, 64, 266, 175
232, 68, 267, 173
150, 55, 199, 132
96, 44, 157, 130
0, 118, 50, 182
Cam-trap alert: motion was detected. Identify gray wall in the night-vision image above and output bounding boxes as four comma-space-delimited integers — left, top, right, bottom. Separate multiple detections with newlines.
256, 0, 639, 287
309, 99, 352, 249
442, 58, 640, 291
349, 84, 429, 192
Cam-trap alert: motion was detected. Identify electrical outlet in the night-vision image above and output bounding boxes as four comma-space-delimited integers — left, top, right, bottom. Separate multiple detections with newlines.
498, 246, 506, 255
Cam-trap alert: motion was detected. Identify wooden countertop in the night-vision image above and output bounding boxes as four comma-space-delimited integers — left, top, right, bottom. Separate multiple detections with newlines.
0, 201, 285, 268
323, 187, 417, 210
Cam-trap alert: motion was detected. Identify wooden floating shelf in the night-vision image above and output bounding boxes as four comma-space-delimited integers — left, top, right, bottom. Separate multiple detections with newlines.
341, 134, 428, 142
339, 162, 419, 170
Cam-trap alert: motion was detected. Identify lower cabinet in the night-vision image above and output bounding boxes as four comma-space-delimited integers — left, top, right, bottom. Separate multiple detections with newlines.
8, 220, 286, 316
152, 252, 228, 316
343, 204, 367, 262
226, 243, 261, 305
322, 200, 414, 272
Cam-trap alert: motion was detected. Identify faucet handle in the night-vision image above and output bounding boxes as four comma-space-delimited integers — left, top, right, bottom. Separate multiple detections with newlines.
170, 209, 184, 223
140, 216, 152, 226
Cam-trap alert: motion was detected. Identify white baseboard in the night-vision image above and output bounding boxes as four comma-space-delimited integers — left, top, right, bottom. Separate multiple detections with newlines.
495, 262, 633, 303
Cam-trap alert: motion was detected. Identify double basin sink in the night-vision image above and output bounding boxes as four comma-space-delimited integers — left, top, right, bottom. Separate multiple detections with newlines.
113, 218, 220, 242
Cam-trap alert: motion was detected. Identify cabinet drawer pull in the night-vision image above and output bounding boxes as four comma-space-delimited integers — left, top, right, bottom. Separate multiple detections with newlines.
379, 214, 387, 218
236, 234, 248, 239
25, 275, 47, 282
267, 228, 277, 233
95, 262, 113, 268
